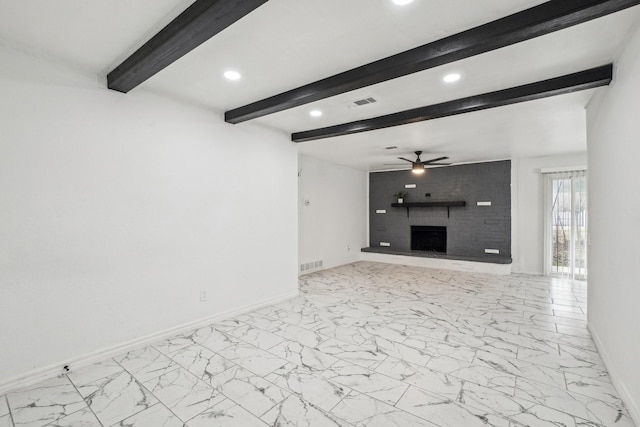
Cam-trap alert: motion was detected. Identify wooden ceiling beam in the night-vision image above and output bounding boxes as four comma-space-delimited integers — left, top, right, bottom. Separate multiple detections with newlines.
291, 64, 613, 142
225, 0, 639, 124
108, 0, 268, 93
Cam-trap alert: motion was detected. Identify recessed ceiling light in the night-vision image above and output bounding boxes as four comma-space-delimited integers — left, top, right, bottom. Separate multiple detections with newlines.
224, 70, 241, 81
309, 110, 323, 117
443, 73, 461, 83
392, 0, 414, 5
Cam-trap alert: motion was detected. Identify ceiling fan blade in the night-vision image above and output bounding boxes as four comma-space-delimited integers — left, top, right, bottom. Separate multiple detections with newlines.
425, 162, 451, 166
421, 156, 449, 164
397, 157, 414, 162
383, 163, 409, 166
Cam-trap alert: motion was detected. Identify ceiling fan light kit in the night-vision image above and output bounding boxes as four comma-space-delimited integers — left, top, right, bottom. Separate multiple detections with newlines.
396, 150, 452, 173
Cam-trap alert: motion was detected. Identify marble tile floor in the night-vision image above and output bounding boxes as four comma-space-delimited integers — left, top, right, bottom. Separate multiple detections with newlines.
1, 261, 635, 427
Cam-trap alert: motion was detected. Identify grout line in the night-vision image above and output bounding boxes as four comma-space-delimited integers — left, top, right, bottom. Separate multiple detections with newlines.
5, 395, 16, 427
66, 374, 105, 427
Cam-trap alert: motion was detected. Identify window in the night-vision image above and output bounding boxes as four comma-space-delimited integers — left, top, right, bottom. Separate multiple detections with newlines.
543, 168, 587, 280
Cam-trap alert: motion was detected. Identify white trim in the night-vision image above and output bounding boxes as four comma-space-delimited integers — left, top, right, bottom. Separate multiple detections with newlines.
540, 165, 587, 173
0, 290, 299, 395
360, 252, 511, 275
588, 322, 640, 426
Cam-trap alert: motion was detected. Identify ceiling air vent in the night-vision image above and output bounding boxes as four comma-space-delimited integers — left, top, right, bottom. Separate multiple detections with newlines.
352, 97, 377, 107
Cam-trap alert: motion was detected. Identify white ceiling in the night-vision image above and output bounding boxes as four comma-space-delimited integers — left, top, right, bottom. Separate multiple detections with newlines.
1, 0, 639, 171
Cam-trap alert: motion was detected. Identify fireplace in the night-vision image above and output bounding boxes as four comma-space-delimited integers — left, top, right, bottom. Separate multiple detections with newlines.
411, 226, 447, 252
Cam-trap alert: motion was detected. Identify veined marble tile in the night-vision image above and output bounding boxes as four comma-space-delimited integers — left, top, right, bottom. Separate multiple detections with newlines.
517, 347, 602, 373
515, 377, 634, 426
78, 370, 157, 427
0, 415, 12, 427
374, 357, 463, 399
168, 344, 234, 383
239, 313, 286, 332
314, 324, 375, 347
427, 355, 516, 393
261, 394, 352, 427
4, 262, 630, 427
217, 342, 287, 377
266, 366, 348, 412
508, 405, 577, 427
457, 315, 519, 335
116, 346, 178, 383
360, 321, 410, 344
67, 359, 124, 388
525, 313, 588, 329
268, 340, 338, 371
208, 365, 289, 417
446, 331, 519, 359
0, 396, 8, 416
153, 332, 199, 355
474, 350, 566, 389
421, 317, 486, 337
7, 375, 86, 427
565, 373, 622, 403
111, 403, 183, 427
316, 338, 386, 369
331, 391, 437, 427
404, 336, 476, 363
396, 386, 510, 427
143, 367, 224, 422
556, 324, 592, 338
227, 324, 286, 350
191, 325, 241, 352
518, 327, 597, 353
456, 380, 576, 427
371, 336, 432, 366
187, 398, 267, 427
321, 361, 408, 405
403, 323, 448, 341
482, 328, 559, 355
44, 407, 101, 427
271, 323, 327, 348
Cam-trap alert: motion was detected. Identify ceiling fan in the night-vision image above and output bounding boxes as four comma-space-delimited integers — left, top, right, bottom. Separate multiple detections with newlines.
386, 151, 451, 174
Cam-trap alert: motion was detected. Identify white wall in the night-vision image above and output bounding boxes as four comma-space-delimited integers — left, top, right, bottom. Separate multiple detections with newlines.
586, 24, 640, 424
298, 155, 367, 272
511, 152, 587, 275
0, 44, 298, 385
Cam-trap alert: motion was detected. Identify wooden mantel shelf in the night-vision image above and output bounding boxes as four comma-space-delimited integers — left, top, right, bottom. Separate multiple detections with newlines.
391, 201, 466, 218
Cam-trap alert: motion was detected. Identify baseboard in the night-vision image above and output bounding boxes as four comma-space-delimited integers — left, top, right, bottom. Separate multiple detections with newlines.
359, 252, 512, 275
588, 322, 640, 426
0, 290, 299, 395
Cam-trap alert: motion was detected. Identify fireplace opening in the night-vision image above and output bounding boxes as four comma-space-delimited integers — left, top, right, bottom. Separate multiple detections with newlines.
411, 226, 447, 252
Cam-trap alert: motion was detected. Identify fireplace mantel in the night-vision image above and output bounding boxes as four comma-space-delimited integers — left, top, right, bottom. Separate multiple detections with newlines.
391, 201, 466, 218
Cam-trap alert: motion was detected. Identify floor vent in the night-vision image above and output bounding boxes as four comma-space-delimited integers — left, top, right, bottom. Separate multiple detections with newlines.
300, 260, 324, 273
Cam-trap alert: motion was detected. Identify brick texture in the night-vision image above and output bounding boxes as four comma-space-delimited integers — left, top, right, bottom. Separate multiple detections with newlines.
369, 160, 511, 260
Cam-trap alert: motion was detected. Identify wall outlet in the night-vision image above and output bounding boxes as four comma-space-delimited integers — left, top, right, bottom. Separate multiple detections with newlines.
376, 209, 386, 214
200, 290, 207, 302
